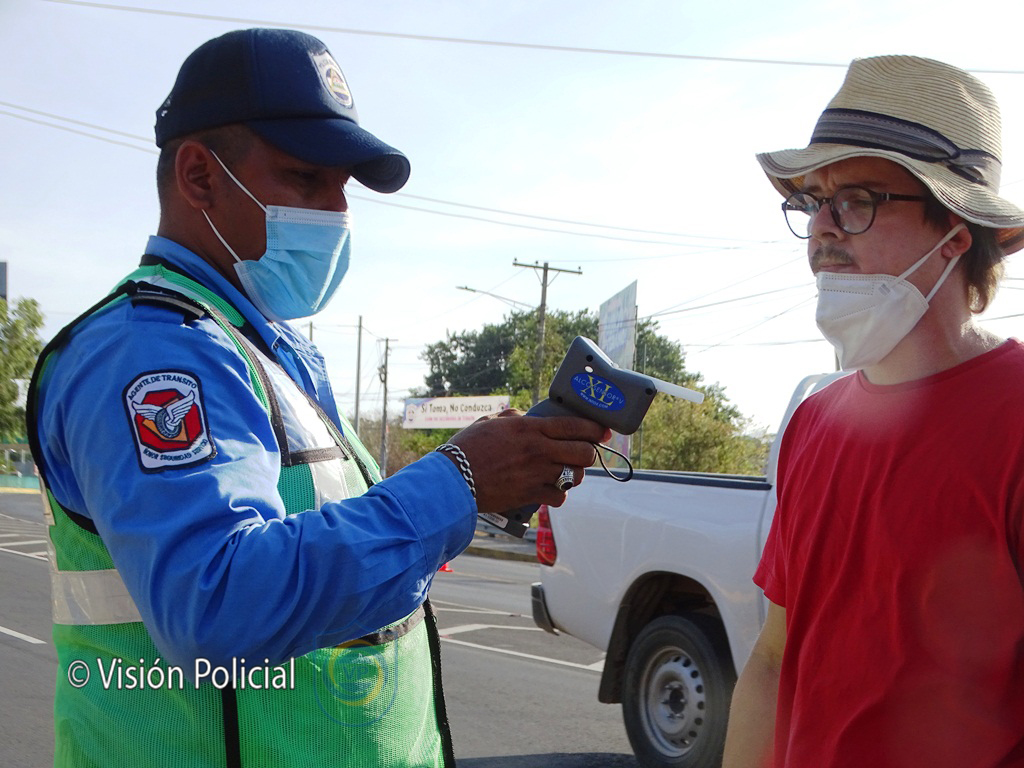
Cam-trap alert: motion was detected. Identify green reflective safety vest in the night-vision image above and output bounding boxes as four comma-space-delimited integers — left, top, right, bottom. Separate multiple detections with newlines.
30, 264, 456, 768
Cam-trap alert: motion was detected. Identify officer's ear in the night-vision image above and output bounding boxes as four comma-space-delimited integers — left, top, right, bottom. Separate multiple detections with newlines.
174, 141, 218, 212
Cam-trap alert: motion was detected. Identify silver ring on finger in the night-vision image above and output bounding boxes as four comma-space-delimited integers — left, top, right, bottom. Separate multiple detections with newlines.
555, 465, 576, 492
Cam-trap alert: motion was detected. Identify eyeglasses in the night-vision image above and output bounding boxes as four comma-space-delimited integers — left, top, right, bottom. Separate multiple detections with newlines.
782, 185, 927, 238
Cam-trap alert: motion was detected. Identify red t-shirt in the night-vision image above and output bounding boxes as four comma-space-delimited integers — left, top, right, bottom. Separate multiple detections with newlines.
756, 340, 1024, 768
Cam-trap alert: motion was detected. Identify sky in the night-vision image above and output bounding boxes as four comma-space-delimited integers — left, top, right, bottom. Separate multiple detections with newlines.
3, 0, 1024, 435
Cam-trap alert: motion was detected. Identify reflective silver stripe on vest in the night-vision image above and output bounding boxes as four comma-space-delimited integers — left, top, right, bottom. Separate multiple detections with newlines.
51, 568, 143, 625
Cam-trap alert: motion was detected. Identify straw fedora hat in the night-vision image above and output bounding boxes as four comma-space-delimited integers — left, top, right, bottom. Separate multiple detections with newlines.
757, 55, 1024, 254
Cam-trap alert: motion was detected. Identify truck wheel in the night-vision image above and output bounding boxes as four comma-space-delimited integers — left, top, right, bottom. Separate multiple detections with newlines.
621, 614, 736, 768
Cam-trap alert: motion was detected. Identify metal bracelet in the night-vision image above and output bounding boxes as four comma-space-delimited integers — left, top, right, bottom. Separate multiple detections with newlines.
435, 443, 477, 499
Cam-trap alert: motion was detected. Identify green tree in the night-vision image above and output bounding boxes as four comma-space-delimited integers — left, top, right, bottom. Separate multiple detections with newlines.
636, 398, 770, 475
420, 308, 597, 405
1, 297, 44, 442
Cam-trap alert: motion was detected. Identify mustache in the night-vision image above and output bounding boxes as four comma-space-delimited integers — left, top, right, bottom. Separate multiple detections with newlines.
810, 244, 855, 273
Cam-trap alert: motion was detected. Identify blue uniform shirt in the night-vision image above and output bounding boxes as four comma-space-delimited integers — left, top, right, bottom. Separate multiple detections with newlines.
36, 236, 476, 669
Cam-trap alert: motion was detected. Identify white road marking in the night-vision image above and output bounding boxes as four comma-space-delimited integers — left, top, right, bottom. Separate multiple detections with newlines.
429, 599, 522, 617
0, 546, 47, 561
440, 636, 602, 671
0, 518, 49, 560
433, 606, 513, 615
440, 624, 491, 635
0, 624, 46, 645
442, 623, 543, 636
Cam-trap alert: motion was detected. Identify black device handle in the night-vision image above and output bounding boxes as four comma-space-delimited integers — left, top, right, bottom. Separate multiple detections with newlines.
474, 336, 672, 538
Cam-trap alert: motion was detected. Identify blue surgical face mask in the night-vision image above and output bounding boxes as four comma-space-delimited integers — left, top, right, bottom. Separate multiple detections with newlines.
202, 151, 351, 322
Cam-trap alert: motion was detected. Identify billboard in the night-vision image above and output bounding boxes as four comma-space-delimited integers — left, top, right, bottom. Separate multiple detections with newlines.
598, 280, 637, 371
598, 281, 638, 466
402, 395, 510, 430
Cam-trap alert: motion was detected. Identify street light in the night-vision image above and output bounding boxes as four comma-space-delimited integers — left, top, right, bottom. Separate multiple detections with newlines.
456, 286, 532, 310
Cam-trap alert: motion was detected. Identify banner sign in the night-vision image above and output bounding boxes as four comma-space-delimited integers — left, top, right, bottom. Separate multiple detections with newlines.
402, 395, 510, 430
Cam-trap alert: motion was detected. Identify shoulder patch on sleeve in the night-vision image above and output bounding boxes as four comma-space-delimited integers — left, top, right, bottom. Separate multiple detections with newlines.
123, 370, 216, 472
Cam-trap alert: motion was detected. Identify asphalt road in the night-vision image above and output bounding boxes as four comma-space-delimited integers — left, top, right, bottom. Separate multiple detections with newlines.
0, 490, 55, 768
0, 489, 636, 768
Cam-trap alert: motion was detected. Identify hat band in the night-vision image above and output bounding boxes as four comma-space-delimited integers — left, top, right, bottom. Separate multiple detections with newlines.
810, 108, 1000, 188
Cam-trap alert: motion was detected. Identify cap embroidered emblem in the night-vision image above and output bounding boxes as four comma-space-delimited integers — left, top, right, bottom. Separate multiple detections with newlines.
123, 371, 215, 472
312, 52, 353, 108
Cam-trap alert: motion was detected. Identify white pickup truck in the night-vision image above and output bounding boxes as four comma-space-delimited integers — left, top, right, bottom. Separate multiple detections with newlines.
530, 372, 844, 768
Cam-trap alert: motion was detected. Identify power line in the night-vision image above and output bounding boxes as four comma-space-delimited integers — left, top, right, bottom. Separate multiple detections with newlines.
692, 295, 817, 352
40, 1, 1024, 74
391, 192, 772, 243
513, 247, 748, 265
0, 108, 155, 155
648, 254, 806, 317
680, 338, 826, 348
0, 102, 756, 250
0, 101, 150, 143
347, 194, 743, 248
570, 283, 806, 335
645, 284, 808, 319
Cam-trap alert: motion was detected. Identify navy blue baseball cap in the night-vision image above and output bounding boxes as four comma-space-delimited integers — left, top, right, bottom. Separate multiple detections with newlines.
155, 28, 410, 193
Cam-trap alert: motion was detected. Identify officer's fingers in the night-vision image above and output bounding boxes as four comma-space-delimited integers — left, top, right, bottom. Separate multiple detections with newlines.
546, 440, 599, 469
470, 458, 564, 514
540, 489, 570, 508
550, 464, 587, 491
467, 407, 522, 427
540, 463, 589, 507
536, 415, 610, 444
566, 465, 587, 487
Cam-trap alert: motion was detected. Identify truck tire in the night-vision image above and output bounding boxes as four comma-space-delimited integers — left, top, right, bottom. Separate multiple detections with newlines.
621, 614, 736, 768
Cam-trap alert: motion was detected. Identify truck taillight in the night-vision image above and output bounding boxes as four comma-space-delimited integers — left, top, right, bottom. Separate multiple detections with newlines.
536, 504, 557, 566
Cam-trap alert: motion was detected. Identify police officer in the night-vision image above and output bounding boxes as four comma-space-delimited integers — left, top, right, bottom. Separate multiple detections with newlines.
29, 28, 606, 767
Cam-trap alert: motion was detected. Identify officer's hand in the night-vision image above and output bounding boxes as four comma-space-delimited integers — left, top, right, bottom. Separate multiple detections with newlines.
443, 410, 611, 515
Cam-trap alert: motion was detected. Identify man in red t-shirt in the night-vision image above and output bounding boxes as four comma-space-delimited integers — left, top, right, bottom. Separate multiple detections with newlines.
723, 56, 1024, 768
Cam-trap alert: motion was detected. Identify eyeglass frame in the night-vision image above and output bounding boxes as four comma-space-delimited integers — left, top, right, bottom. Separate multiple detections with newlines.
781, 185, 928, 238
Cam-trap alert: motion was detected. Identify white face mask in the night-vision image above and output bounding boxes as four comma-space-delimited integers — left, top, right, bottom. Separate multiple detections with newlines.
815, 223, 966, 370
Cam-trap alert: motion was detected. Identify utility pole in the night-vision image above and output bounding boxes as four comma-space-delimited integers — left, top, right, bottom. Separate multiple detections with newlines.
378, 338, 391, 477
354, 316, 363, 434
513, 260, 582, 404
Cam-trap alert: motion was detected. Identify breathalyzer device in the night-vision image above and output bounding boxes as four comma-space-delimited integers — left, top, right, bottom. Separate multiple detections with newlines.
478, 336, 704, 537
